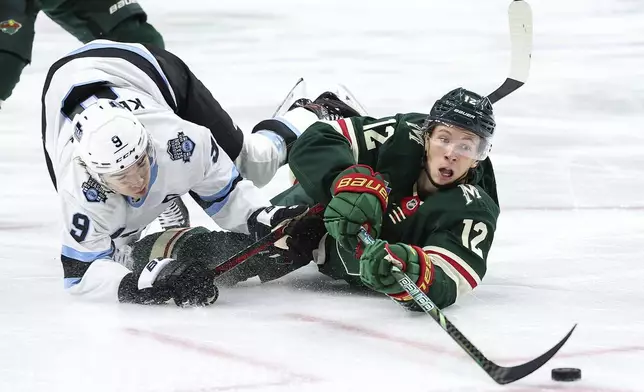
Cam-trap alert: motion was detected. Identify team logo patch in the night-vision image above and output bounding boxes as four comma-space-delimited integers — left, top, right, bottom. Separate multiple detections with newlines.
167, 131, 195, 162
401, 196, 421, 216
82, 178, 108, 203
0, 20, 22, 35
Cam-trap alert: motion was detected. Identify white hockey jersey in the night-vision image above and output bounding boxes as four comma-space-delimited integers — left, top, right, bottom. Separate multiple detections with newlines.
41, 40, 271, 302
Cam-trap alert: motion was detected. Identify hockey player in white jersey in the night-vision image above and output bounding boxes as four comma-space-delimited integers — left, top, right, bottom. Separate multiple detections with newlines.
41, 40, 312, 306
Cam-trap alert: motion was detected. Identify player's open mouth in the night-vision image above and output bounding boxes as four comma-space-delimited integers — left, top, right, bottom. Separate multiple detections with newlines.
439, 167, 454, 179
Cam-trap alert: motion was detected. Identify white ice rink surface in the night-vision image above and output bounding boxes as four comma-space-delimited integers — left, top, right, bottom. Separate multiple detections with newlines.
2, 0, 644, 390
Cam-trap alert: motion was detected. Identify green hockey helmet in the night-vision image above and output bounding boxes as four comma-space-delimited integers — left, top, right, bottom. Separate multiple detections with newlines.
424, 88, 495, 160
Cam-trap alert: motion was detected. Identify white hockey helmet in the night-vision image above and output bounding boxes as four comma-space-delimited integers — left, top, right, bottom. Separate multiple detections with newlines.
72, 99, 151, 175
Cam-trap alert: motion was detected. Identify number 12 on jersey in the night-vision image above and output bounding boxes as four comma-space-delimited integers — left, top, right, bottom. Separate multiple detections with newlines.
461, 219, 488, 258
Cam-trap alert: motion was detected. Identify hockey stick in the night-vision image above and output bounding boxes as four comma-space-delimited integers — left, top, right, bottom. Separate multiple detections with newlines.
272, 77, 305, 117
211, 204, 324, 278
486, 0, 533, 104
357, 228, 576, 385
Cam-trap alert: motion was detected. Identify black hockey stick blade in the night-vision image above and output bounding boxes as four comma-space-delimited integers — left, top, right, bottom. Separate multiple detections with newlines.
488, 324, 577, 384
487, 78, 525, 105
357, 228, 575, 385
487, 0, 533, 104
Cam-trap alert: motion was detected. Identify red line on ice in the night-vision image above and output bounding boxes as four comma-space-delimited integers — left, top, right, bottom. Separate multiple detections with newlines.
285, 313, 644, 363
284, 312, 458, 357
124, 327, 321, 390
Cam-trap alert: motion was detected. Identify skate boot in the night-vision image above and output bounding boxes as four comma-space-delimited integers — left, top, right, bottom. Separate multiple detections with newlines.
288, 92, 363, 121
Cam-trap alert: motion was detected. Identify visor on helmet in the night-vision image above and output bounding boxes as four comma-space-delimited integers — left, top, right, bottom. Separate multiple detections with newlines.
427, 121, 492, 160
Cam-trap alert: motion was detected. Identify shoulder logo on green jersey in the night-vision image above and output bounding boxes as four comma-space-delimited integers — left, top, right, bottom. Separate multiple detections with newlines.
459, 184, 482, 205
0, 20, 22, 35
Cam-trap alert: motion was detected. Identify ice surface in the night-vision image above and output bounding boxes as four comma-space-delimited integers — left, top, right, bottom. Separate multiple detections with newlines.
1, 0, 643, 391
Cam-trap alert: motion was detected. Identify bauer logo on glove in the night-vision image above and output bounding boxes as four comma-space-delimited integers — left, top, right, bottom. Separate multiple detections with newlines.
335, 175, 389, 207
324, 165, 389, 251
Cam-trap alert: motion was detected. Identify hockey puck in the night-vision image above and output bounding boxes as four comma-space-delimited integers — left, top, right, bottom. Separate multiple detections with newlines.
551, 368, 581, 382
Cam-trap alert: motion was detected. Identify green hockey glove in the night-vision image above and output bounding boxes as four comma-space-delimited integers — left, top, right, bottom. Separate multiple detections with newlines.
359, 239, 434, 301
323, 165, 388, 251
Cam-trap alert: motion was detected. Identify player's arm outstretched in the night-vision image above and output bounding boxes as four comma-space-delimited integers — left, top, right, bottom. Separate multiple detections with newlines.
360, 184, 498, 309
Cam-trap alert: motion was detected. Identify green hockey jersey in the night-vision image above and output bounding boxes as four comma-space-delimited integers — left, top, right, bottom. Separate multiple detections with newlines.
284, 112, 500, 308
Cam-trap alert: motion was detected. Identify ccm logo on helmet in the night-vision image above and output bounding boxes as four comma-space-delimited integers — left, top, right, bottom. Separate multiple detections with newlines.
116, 147, 137, 163
453, 108, 476, 119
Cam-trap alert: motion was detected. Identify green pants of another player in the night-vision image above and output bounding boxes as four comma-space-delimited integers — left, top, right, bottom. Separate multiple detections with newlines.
0, 0, 164, 102
127, 183, 366, 287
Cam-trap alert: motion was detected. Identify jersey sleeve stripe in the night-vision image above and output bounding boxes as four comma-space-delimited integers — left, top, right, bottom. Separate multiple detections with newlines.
337, 118, 352, 143
189, 167, 244, 216
162, 228, 191, 258
61, 246, 113, 262
64, 277, 82, 289
66, 41, 177, 106
195, 166, 241, 202
146, 227, 192, 259
423, 246, 481, 288
202, 194, 233, 216
336, 118, 360, 161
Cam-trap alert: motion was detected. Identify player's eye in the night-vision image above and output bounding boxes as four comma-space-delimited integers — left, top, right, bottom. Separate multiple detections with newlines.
458, 143, 473, 152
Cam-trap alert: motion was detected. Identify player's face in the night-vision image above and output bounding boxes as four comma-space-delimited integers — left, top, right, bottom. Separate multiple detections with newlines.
101, 154, 151, 198
425, 125, 480, 185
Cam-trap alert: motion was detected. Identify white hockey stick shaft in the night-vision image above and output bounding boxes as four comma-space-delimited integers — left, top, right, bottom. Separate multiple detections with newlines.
486, 0, 533, 104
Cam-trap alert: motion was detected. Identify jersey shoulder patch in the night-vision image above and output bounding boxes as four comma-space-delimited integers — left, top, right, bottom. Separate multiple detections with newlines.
458, 184, 483, 206
166, 131, 196, 162
81, 177, 109, 203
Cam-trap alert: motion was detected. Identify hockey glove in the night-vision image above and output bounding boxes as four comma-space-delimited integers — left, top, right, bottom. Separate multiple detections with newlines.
254, 214, 327, 283
324, 165, 388, 251
247, 204, 309, 241
119, 258, 219, 307
359, 239, 434, 302
215, 213, 326, 286
283, 214, 326, 263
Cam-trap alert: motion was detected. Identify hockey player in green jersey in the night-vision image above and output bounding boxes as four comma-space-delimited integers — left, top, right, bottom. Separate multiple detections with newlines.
276, 87, 500, 309
124, 87, 499, 309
